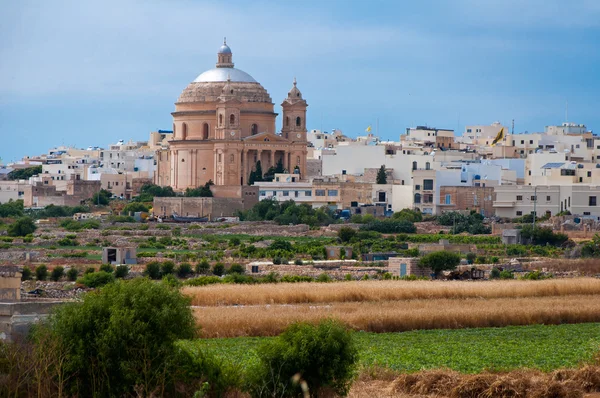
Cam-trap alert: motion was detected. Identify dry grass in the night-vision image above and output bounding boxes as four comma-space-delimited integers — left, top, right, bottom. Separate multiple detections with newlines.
539, 259, 600, 276
193, 294, 600, 337
352, 366, 600, 398
184, 278, 600, 307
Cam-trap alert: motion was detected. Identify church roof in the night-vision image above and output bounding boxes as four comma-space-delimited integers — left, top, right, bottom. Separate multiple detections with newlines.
194, 67, 257, 83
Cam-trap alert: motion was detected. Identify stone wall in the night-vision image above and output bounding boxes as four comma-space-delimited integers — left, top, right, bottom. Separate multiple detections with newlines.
388, 257, 431, 277
306, 159, 322, 178
0, 266, 21, 301
0, 300, 65, 342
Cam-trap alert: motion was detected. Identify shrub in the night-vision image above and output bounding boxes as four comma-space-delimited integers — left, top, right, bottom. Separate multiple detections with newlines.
196, 259, 210, 275
392, 208, 423, 222
272, 257, 282, 265
250, 320, 358, 397
21, 266, 32, 281
50, 266, 64, 282
99, 263, 114, 273
228, 264, 245, 275
212, 263, 225, 276
475, 256, 487, 264
114, 265, 129, 279
162, 274, 182, 288
499, 270, 514, 279
316, 273, 332, 282
344, 273, 352, 281
294, 259, 303, 265
229, 237, 241, 246
66, 267, 79, 281
177, 263, 193, 278
160, 261, 175, 275
77, 271, 115, 288
466, 252, 477, 264
145, 262, 162, 280
121, 202, 149, 214
338, 227, 357, 243
85, 267, 96, 274
360, 219, 416, 234
35, 265, 48, 281
38, 278, 196, 397
489, 268, 501, 279
491, 256, 500, 264
8, 217, 36, 237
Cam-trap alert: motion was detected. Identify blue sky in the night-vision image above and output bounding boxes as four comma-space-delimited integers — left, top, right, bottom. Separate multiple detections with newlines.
1, 0, 599, 162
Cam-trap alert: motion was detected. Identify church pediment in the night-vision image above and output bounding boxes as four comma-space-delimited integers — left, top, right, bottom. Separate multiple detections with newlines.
243, 132, 289, 143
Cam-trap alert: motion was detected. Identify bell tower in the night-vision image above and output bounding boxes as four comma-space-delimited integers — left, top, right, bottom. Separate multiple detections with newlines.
216, 37, 234, 68
281, 78, 308, 142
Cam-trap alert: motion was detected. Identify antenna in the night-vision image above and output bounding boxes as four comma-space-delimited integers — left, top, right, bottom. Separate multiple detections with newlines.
511, 119, 514, 135
565, 100, 568, 123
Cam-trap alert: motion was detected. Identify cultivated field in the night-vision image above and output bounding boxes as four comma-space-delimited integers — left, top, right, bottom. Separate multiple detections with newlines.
188, 278, 600, 337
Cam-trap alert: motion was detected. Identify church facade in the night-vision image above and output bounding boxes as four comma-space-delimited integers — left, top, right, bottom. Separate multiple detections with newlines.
157, 40, 308, 190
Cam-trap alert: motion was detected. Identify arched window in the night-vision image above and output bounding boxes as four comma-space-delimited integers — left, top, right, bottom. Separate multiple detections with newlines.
412, 161, 417, 171
296, 116, 301, 127
251, 124, 258, 135
414, 193, 421, 204
219, 114, 223, 126
286, 117, 290, 127
230, 114, 235, 125
202, 123, 209, 140
182, 123, 188, 140
425, 162, 431, 170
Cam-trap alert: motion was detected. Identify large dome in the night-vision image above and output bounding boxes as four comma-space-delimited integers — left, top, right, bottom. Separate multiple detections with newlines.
193, 67, 256, 83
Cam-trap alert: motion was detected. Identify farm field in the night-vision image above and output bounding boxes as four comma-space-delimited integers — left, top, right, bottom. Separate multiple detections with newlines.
183, 323, 600, 374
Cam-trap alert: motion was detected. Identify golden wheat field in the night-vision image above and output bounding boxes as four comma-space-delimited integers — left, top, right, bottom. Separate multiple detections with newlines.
184, 278, 600, 307
187, 278, 600, 338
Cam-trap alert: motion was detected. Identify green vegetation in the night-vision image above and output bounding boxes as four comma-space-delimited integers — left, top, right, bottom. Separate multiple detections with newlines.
6, 165, 42, 180
437, 211, 491, 234
92, 188, 112, 205
121, 202, 149, 214
50, 266, 64, 281
376, 164, 387, 184
238, 198, 336, 227
66, 267, 79, 281
28, 204, 90, 218
7, 216, 36, 236
35, 265, 48, 281
360, 219, 416, 233
21, 266, 32, 281
77, 271, 115, 287
188, 323, 600, 374
249, 320, 358, 397
114, 265, 129, 279
392, 208, 423, 222
184, 180, 214, 197
418, 251, 461, 277
132, 183, 176, 202
519, 225, 568, 246
60, 218, 100, 231
582, 234, 600, 257
0, 199, 24, 217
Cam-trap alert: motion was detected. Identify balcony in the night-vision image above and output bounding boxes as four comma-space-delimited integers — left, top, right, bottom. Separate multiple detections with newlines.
493, 200, 516, 208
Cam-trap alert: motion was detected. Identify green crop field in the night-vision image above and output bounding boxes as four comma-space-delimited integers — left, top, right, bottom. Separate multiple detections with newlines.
181, 323, 600, 374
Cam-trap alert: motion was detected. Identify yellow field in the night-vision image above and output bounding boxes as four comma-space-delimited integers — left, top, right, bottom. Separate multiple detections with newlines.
188, 278, 600, 338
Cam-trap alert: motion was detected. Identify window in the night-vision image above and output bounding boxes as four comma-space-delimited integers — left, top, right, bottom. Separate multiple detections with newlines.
219, 114, 223, 126
423, 179, 433, 190
516, 211, 523, 216
521, 140, 524, 144
425, 162, 431, 170
305, 191, 312, 196
530, 140, 533, 144
272, 191, 276, 196
584, 212, 591, 216
327, 189, 338, 196
546, 196, 551, 201
229, 114, 235, 125
182, 123, 187, 139
315, 189, 326, 196
286, 116, 289, 127
516, 195, 523, 201
251, 123, 258, 135
259, 191, 266, 196
467, 129, 472, 133
412, 161, 417, 170
414, 193, 421, 204
296, 116, 301, 127
561, 169, 575, 176
589, 196, 597, 206
415, 184, 421, 190
588, 171, 592, 177
445, 194, 451, 205
528, 170, 531, 176
295, 191, 299, 198
282, 191, 289, 197
531, 195, 536, 201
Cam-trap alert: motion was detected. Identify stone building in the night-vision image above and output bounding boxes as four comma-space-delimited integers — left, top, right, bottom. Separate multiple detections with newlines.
158, 39, 308, 191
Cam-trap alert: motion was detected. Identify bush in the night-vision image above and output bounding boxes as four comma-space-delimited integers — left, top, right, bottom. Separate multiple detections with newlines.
499, 270, 514, 279
272, 257, 282, 265
489, 268, 501, 279
35, 265, 48, 281
466, 252, 477, 265
344, 273, 352, 281
475, 256, 487, 264
37, 278, 197, 397
8, 217, 36, 237
250, 320, 358, 397
294, 259, 303, 265
316, 273, 332, 282
50, 266, 64, 282
99, 263, 114, 273
520, 225, 568, 246
177, 263, 193, 278
114, 265, 129, 279
21, 266, 32, 281
360, 219, 416, 234
84, 267, 96, 274
121, 202, 149, 214
392, 208, 423, 222
145, 262, 162, 280
66, 268, 79, 281
196, 259, 210, 274
160, 261, 175, 275
57, 237, 78, 246
338, 226, 357, 243
212, 263, 225, 276
228, 264, 245, 275
77, 271, 115, 288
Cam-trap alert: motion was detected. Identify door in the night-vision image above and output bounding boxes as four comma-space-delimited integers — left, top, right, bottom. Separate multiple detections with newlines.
400, 263, 407, 277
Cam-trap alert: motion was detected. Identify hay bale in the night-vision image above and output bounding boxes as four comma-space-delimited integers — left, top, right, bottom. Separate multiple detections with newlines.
481, 374, 531, 398
450, 373, 497, 398
551, 369, 577, 382
412, 370, 461, 395
390, 373, 419, 393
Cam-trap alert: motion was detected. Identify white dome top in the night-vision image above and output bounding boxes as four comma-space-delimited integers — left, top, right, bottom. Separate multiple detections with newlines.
193, 67, 257, 83
219, 44, 232, 54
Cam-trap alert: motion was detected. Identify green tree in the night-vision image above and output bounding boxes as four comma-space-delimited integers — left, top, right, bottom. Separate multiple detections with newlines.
7, 165, 42, 180
0, 199, 25, 217
251, 320, 358, 397
121, 202, 149, 214
66, 268, 79, 281
35, 265, 48, 281
21, 266, 32, 281
161, 261, 175, 275
114, 265, 129, 279
196, 259, 210, 274
50, 266, 64, 282
392, 208, 423, 222
338, 226, 357, 243
38, 278, 197, 397
144, 262, 161, 279
212, 263, 225, 276
418, 251, 461, 278
184, 180, 214, 197
376, 165, 387, 184
228, 264, 245, 274
177, 263, 193, 278
8, 216, 36, 237
92, 189, 112, 206
77, 271, 115, 287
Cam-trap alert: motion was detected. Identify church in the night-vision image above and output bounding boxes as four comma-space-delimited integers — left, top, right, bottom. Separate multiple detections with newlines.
156, 39, 308, 191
